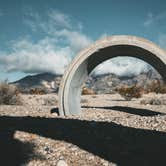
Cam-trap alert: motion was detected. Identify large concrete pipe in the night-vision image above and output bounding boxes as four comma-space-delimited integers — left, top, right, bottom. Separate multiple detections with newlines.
58, 35, 166, 116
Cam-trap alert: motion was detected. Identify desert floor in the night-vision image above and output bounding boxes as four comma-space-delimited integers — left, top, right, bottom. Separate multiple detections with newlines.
0, 93, 166, 166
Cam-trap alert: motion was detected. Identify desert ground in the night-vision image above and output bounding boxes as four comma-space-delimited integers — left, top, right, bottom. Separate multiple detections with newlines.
0, 93, 166, 166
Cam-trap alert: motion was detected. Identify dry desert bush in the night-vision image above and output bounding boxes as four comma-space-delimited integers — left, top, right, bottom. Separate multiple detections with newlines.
0, 81, 22, 105
117, 80, 166, 101
140, 97, 166, 105
82, 87, 95, 95
29, 88, 46, 95
117, 85, 143, 101
145, 80, 166, 94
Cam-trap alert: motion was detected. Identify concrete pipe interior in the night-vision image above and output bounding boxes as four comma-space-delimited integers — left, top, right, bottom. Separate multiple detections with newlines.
58, 35, 166, 116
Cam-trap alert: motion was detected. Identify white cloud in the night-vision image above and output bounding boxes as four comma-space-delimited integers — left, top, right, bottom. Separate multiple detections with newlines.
93, 57, 151, 77
48, 10, 72, 29
23, 9, 92, 53
0, 9, 151, 77
0, 10, 92, 75
144, 11, 166, 27
55, 29, 92, 52
143, 13, 153, 27
0, 38, 71, 74
158, 34, 166, 49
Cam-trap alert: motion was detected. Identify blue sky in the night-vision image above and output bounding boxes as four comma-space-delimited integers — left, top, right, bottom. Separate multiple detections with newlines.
0, 0, 166, 81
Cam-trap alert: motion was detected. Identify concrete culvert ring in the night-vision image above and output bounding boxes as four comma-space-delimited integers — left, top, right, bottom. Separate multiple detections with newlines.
58, 35, 166, 116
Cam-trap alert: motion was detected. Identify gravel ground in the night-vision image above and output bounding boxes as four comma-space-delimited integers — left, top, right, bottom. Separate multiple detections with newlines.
0, 94, 166, 166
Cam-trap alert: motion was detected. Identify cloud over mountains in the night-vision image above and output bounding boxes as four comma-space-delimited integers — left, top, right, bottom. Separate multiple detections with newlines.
0, 10, 152, 77
0, 10, 92, 75
93, 57, 151, 77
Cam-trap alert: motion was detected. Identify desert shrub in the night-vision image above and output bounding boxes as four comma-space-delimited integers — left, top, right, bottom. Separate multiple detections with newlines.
117, 85, 143, 101
82, 87, 95, 95
0, 81, 21, 105
29, 88, 46, 95
145, 80, 166, 94
140, 98, 166, 105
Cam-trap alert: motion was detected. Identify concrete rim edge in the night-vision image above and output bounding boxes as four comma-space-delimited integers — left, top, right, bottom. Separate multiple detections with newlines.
58, 35, 166, 116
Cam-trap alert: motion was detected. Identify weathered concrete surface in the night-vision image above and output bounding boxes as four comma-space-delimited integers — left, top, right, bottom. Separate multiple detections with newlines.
58, 35, 166, 116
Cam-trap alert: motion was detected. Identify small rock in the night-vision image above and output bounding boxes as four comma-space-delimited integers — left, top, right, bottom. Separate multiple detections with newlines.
56, 159, 68, 166
50, 108, 60, 115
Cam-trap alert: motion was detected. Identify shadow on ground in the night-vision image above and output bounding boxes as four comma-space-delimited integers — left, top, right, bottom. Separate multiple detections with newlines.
0, 129, 42, 166
82, 106, 164, 116
0, 112, 166, 166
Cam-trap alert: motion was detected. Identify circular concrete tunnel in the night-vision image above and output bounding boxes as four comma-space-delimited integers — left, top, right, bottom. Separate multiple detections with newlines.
58, 35, 166, 116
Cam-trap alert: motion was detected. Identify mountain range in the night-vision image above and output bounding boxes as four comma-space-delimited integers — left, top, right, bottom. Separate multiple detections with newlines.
11, 69, 162, 94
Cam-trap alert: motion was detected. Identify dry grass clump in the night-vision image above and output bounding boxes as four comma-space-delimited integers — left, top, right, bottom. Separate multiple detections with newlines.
82, 87, 95, 95
145, 80, 166, 94
117, 85, 143, 101
0, 81, 21, 105
140, 98, 161, 105
117, 80, 166, 101
140, 97, 166, 105
29, 88, 46, 95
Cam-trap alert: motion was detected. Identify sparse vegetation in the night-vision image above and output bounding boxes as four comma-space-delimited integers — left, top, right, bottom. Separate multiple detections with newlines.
29, 88, 46, 95
82, 87, 95, 95
117, 80, 166, 101
0, 81, 21, 105
117, 85, 143, 101
140, 95, 166, 105
140, 98, 162, 105
145, 80, 166, 94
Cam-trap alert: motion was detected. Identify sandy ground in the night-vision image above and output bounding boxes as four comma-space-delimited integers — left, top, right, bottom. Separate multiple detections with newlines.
0, 93, 166, 166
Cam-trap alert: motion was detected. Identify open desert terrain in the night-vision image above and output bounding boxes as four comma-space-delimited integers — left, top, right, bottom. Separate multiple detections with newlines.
0, 93, 166, 166
1, 1, 166, 165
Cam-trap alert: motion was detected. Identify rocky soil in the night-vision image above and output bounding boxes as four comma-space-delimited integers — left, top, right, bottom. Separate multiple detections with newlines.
0, 93, 166, 166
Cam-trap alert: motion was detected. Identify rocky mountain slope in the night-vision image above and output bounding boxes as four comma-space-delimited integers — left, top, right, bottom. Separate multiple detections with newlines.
11, 73, 62, 93
86, 69, 162, 94
11, 69, 162, 94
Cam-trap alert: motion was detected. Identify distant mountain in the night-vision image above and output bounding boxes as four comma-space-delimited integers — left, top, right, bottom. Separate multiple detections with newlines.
85, 69, 162, 94
11, 73, 62, 93
11, 69, 162, 94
